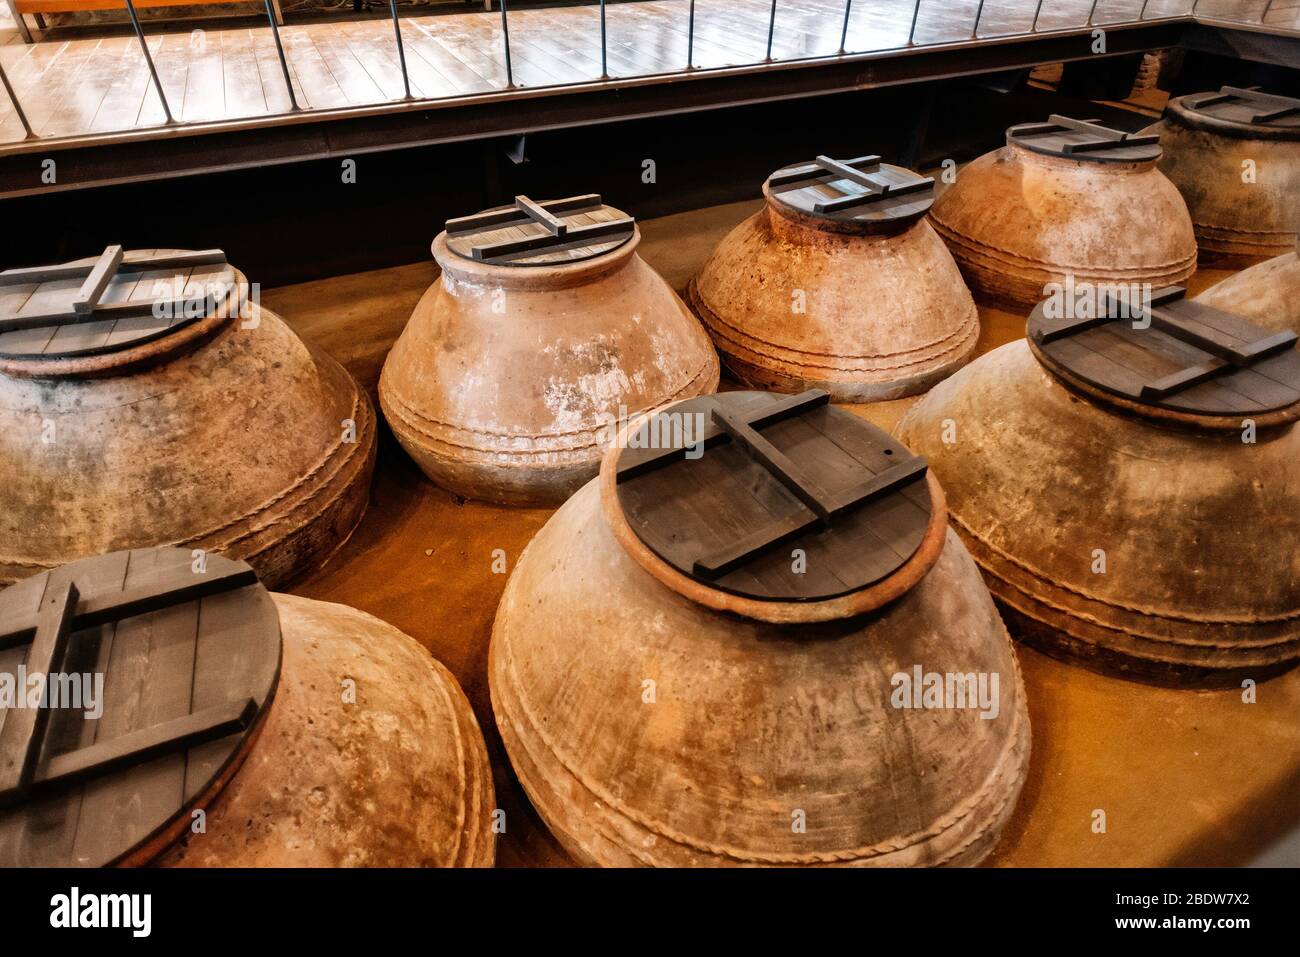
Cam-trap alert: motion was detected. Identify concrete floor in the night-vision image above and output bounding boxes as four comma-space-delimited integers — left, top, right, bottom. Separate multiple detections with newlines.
263, 199, 1300, 868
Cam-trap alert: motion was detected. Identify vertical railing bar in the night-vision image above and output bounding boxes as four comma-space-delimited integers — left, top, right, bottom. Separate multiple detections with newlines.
600, 0, 609, 78
500, 0, 514, 87
0, 58, 35, 139
687, 0, 696, 69
387, 0, 413, 99
838, 0, 852, 54
1087, 0, 1100, 25
123, 0, 174, 124
1031, 0, 1044, 31
263, 0, 300, 112
907, 0, 922, 45
1138, 0, 1151, 20
765, 0, 777, 61
1259, 0, 1275, 22
971, 0, 986, 38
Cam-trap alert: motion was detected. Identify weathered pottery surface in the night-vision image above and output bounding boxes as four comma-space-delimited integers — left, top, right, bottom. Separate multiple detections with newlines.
1143, 90, 1299, 267
689, 161, 979, 401
896, 340, 1300, 686
159, 594, 495, 867
0, 251, 376, 589
1196, 248, 1300, 336
928, 129, 1197, 310
380, 217, 719, 506
490, 409, 1030, 866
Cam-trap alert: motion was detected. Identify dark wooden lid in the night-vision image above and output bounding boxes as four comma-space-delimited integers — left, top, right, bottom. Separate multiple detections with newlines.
0, 247, 239, 360
0, 547, 281, 867
766, 155, 934, 230
444, 194, 635, 266
1028, 285, 1300, 421
1174, 86, 1300, 140
1007, 115, 1162, 163
613, 390, 933, 603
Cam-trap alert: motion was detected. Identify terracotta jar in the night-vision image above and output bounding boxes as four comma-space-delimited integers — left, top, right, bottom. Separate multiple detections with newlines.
929, 116, 1197, 309
897, 284, 1300, 687
0, 247, 376, 589
379, 195, 719, 506
491, 390, 1030, 867
0, 547, 495, 867
1196, 239, 1300, 336
1141, 87, 1299, 267
687, 155, 978, 401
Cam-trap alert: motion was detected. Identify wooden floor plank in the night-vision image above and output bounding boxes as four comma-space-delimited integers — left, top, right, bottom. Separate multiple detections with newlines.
87, 37, 156, 133
437, 13, 580, 89
402, 19, 500, 96
411, 19, 509, 90
137, 32, 190, 127
180, 28, 227, 124
24, 37, 99, 136
251, 27, 302, 114
337, 18, 425, 101
313, 21, 392, 105
503, 6, 604, 84
220, 29, 270, 121
279, 25, 349, 111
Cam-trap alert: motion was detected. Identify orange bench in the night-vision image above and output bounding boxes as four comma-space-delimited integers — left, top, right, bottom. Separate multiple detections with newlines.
5, 0, 283, 43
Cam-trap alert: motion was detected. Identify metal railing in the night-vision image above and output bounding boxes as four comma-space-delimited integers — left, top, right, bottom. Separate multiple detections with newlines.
0, 0, 1291, 144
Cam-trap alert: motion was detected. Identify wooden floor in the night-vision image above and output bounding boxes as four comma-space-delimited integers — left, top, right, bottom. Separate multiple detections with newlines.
0, 0, 1294, 144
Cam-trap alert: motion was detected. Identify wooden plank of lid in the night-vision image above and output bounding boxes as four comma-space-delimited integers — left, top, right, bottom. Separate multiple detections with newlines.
767, 155, 935, 226
444, 194, 635, 266
0, 547, 280, 867
1007, 115, 1162, 163
0, 248, 236, 360
1028, 285, 1300, 418
614, 390, 933, 602
1183, 86, 1300, 129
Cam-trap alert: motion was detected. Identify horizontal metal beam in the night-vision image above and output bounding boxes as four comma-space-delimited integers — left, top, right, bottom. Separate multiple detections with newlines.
1179, 21, 1300, 68
0, 18, 1253, 199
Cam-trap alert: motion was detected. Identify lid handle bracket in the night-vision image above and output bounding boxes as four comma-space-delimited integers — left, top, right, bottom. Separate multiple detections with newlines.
0, 582, 80, 799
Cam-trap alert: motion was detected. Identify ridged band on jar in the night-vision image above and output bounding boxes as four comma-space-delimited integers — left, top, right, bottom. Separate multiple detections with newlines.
380, 350, 718, 506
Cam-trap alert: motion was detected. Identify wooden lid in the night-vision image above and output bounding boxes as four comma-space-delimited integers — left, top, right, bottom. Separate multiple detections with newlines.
765, 155, 934, 230
1028, 285, 1300, 425
1007, 115, 1162, 163
1173, 86, 1300, 140
444, 194, 635, 267
0, 247, 240, 361
0, 547, 281, 867
611, 390, 935, 604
